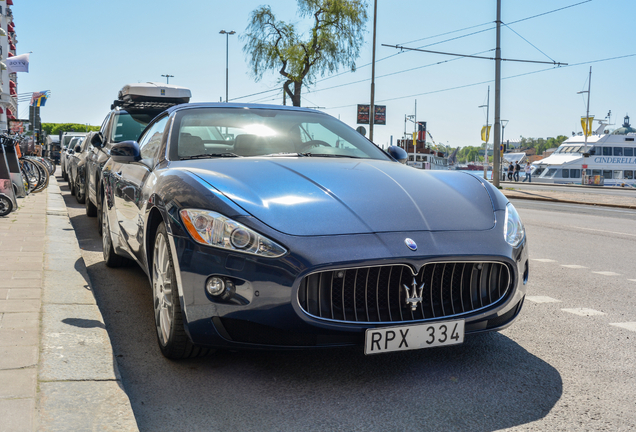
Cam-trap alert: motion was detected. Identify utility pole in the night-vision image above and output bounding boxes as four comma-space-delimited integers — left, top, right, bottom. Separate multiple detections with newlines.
220, 30, 236, 103
493, 0, 502, 187
479, 86, 490, 180
369, 0, 378, 142
161, 74, 174, 84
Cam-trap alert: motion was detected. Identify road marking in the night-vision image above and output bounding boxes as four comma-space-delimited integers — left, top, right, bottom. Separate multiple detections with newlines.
628, 279, 636, 283
531, 259, 557, 263
526, 296, 561, 303
610, 322, 636, 332
561, 265, 588, 269
561, 308, 606, 316
573, 226, 636, 237
592, 271, 621, 276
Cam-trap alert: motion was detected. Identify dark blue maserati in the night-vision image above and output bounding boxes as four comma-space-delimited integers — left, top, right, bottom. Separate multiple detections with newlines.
99, 103, 528, 359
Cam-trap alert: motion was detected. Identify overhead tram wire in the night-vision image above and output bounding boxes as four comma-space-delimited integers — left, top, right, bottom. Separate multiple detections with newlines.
326, 53, 636, 110
231, 0, 593, 103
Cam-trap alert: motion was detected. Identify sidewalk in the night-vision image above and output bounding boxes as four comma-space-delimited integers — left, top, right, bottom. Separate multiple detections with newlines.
0, 175, 138, 432
501, 185, 636, 209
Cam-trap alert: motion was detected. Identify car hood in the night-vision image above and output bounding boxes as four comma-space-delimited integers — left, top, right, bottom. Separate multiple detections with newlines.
183, 158, 495, 236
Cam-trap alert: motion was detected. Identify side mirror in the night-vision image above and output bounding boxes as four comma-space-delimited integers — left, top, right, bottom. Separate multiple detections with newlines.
387, 145, 408, 164
91, 132, 104, 148
74, 144, 81, 153
110, 141, 141, 163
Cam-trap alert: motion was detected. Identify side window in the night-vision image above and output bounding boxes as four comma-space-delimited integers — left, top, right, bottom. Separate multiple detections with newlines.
614, 147, 623, 156
602, 147, 612, 156
624, 147, 634, 157
100, 113, 111, 136
139, 116, 169, 160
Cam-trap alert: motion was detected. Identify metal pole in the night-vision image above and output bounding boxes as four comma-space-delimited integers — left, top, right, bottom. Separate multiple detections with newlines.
492, 0, 502, 187
225, 33, 229, 103
584, 66, 592, 152
369, 0, 378, 142
413, 100, 417, 164
483, 86, 490, 180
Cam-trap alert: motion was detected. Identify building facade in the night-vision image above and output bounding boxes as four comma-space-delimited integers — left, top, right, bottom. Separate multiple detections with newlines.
0, 0, 17, 132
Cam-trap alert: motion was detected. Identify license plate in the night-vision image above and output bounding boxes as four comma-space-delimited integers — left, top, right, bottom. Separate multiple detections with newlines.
364, 320, 465, 355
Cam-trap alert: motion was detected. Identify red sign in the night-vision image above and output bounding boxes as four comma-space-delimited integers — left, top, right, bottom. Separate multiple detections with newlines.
582, 164, 588, 169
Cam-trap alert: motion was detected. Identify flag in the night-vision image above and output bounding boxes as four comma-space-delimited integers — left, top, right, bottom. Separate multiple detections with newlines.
481, 125, 491, 142
30, 91, 49, 107
417, 121, 426, 142
6, 53, 29, 73
580, 116, 594, 137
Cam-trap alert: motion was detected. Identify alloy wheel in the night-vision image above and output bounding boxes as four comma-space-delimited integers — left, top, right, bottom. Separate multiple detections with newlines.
153, 232, 174, 346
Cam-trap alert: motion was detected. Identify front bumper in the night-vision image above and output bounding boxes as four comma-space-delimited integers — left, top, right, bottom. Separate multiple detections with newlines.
170, 227, 529, 350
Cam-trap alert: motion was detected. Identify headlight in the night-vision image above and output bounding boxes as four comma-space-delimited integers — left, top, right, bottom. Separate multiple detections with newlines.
504, 203, 525, 247
180, 209, 287, 258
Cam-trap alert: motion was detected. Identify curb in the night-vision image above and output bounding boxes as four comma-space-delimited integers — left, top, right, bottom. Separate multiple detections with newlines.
37, 176, 138, 431
501, 191, 636, 210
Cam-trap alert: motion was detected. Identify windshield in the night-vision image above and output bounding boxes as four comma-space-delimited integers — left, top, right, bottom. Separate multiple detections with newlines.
173, 107, 389, 160
111, 111, 159, 143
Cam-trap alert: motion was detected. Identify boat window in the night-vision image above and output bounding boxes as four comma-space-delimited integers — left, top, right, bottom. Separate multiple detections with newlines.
602, 147, 611, 156
545, 168, 557, 178
573, 146, 583, 153
570, 169, 581, 178
624, 147, 634, 157
613, 170, 623, 180
555, 146, 564, 154
561, 169, 569, 178
624, 170, 634, 180
584, 169, 591, 175
603, 170, 613, 179
592, 169, 601, 176
614, 147, 623, 156
534, 167, 544, 176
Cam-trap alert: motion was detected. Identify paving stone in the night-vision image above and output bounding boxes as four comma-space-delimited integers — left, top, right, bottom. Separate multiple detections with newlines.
0, 312, 40, 329
37, 381, 138, 432
11, 271, 44, 280
8, 289, 41, 300
0, 327, 39, 346
0, 369, 36, 398
0, 289, 7, 300
0, 398, 34, 432
39, 304, 119, 381
0, 300, 41, 313
0, 279, 42, 288
0, 345, 38, 369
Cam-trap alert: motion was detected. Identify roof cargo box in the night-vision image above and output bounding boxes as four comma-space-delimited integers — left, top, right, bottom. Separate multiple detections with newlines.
112, 82, 192, 110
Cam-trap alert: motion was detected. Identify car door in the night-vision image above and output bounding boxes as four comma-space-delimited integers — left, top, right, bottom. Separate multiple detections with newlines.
87, 113, 112, 204
114, 114, 170, 258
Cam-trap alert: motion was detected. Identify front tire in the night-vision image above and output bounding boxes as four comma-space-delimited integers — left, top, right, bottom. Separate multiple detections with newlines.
0, 195, 13, 217
75, 178, 86, 204
153, 222, 209, 359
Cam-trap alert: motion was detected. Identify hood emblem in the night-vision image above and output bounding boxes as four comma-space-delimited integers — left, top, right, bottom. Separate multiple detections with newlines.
404, 278, 425, 311
405, 238, 417, 251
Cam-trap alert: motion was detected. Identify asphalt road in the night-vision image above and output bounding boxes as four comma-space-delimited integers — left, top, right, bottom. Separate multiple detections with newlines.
58, 179, 636, 432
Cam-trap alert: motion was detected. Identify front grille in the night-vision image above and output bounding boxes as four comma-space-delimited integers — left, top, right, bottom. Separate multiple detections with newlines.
298, 262, 512, 324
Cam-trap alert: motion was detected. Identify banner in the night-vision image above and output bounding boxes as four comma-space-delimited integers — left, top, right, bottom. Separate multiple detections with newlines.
481, 125, 491, 142
6, 53, 29, 73
417, 122, 426, 142
357, 104, 386, 125
30, 91, 49, 107
580, 116, 594, 137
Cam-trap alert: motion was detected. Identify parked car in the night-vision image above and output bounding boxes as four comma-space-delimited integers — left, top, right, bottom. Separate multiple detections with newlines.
67, 131, 96, 204
60, 132, 87, 179
61, 136, 84, 183
85, 82, 191, 226
99, 103, 529, 359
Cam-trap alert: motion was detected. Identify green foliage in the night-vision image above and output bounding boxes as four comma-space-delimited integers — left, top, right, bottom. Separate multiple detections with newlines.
243, 0, 368, 106
42, 123, 99, 136
519, 135, 568, 155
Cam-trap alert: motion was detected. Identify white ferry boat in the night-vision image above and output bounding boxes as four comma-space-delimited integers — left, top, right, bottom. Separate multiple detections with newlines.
532, 115, 636, 187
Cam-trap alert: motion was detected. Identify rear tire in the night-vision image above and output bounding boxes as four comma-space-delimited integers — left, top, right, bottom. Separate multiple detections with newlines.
101, 191, 127, 268
75, 179, 86, 204
152, 222, 210, 359
0, 195, 13, 217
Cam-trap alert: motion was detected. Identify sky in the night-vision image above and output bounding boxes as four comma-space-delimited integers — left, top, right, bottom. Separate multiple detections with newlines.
12, 0, 636, 150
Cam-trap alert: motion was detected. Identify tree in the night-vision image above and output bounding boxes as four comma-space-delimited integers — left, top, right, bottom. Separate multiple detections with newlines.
42, 123, 99, 136
243, 0, 368, 107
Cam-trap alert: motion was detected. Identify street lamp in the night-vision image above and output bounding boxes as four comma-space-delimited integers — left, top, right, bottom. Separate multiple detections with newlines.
219, 30, 236, 103
161, 74, 174, 84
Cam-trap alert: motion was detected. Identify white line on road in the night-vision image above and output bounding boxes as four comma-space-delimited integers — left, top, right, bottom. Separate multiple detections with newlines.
573, 226, 636, 237
526, 296, 561, 303
561, 308, 606, 317
609, 322, 636, 332
561, 265, 588, 269
531, 259, 557, 263
592, 271, 622, 276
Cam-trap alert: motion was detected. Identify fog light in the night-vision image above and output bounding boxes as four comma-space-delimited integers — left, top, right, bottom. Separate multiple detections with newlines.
206, 276, 225, 296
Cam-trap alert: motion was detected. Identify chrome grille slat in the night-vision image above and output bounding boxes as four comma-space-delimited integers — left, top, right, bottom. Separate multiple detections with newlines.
299, 261, 513, 324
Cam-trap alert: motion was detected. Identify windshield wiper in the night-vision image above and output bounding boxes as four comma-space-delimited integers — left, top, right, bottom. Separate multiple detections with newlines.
299, 153, 362, 159
181, 153, 242, 160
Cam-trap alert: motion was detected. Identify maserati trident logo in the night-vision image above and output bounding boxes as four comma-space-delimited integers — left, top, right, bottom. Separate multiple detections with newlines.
404, 238, 417, 251
404, 278, 425, 311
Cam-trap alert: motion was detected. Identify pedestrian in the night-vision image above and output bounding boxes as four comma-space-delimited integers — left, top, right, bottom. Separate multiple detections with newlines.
514, 161, 521, 182
507, 162, 513, 181
522, 162, 532, 182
